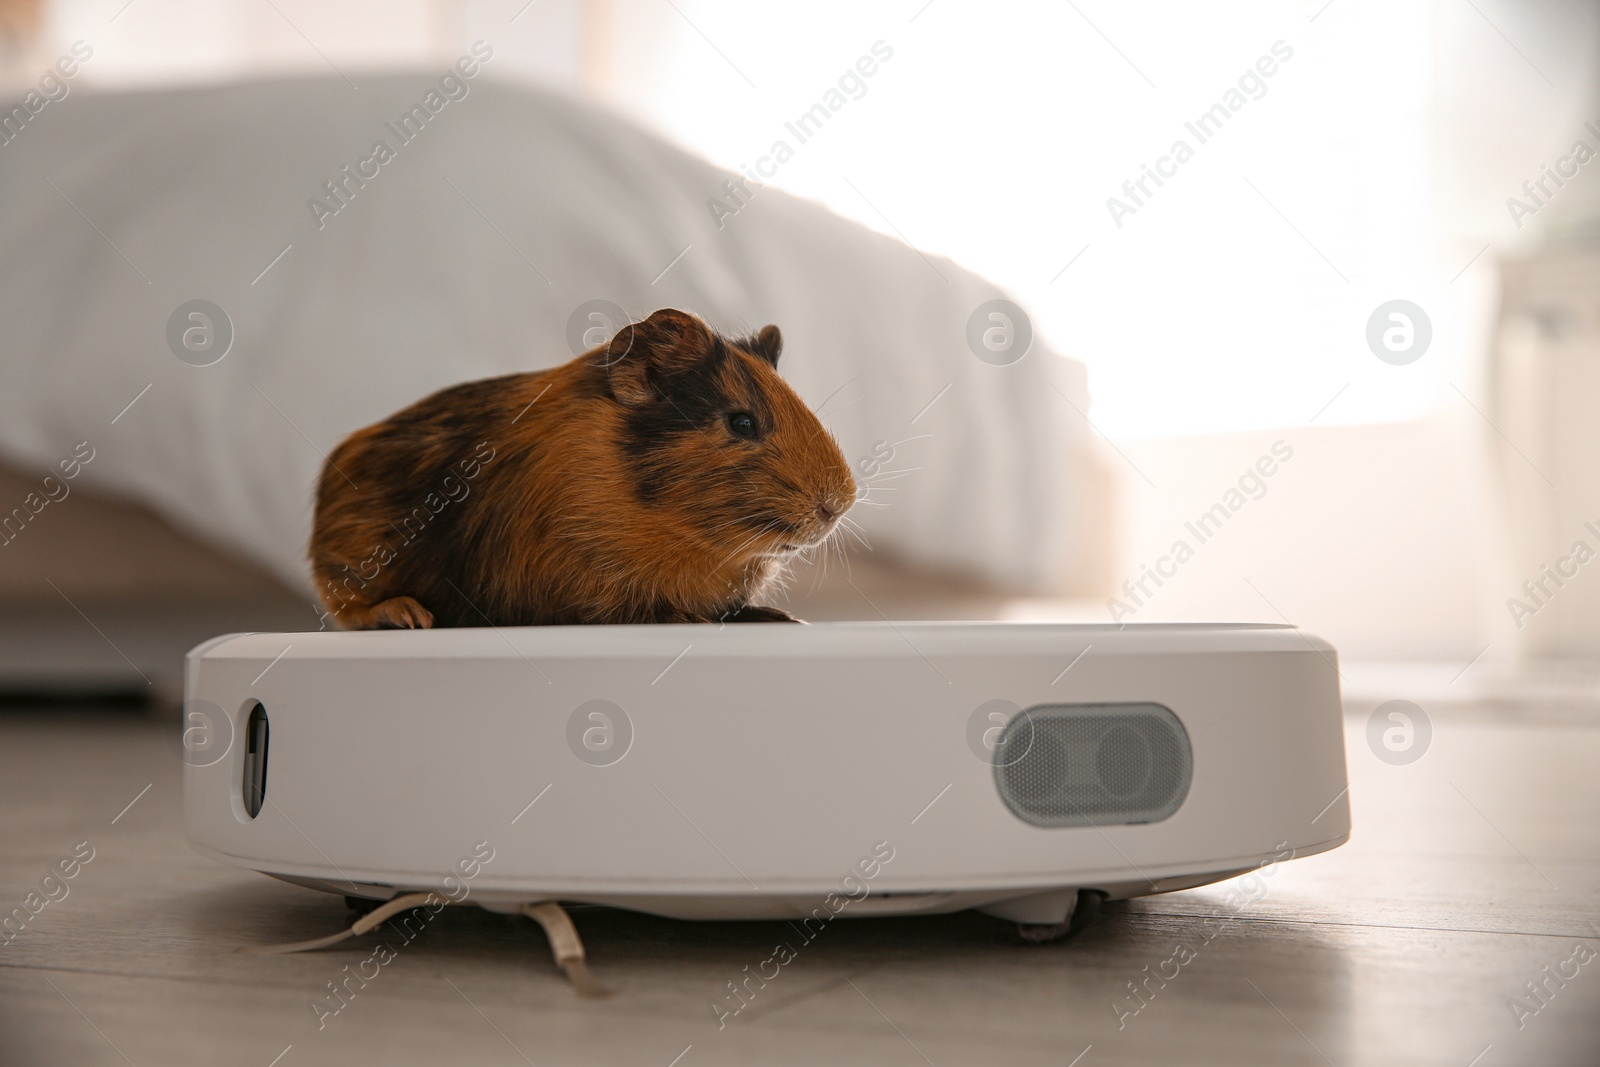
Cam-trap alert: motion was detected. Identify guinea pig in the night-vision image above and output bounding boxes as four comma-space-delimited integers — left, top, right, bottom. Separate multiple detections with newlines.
309, 308, 857, 629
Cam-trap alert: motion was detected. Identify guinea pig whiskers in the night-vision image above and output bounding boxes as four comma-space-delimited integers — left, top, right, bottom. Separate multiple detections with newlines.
838, 514, 871, 550
695, 515, 789, 561
800, 545, 827, 594
713, 533, 766, 569
698, 511, 776, 541
817, 395, 866, 418
765, 557, 798, 596
711, 520, 785, 571
857, 472, 911, 494
852, 484, 893, 507
825, 531, 852, 587
694, 514, 761, 539
808, 372, 865, 420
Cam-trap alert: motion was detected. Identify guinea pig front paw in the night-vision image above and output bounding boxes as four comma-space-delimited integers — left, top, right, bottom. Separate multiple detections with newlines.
370, 596, 436, 630
719, 604, 804, 623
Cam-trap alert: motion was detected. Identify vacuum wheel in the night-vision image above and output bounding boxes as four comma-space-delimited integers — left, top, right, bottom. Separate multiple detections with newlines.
1015, 890, 1103, 944
344, 895, 380, 917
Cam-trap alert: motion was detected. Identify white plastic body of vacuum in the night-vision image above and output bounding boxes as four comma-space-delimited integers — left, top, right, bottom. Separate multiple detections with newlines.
182, 621, 1350, 932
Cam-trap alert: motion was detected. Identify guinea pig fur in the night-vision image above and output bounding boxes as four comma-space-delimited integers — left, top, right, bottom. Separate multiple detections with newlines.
309, 308, 857, 629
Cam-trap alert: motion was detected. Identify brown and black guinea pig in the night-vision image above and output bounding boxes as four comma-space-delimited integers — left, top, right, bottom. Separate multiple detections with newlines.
309, 308, 857, 629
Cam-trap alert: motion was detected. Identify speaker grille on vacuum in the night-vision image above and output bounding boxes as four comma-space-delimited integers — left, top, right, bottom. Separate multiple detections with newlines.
993, 703, 1192, 827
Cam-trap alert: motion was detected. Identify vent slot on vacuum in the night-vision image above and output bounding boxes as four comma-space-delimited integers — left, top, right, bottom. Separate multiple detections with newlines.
243, 701, 269, 819
993, 703, 1191, 828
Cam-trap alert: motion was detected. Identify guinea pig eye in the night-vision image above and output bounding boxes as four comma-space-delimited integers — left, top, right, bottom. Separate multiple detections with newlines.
727, 412, 758, 439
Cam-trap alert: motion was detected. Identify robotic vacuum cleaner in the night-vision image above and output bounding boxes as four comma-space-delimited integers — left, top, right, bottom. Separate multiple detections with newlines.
182, 621, 1350, 944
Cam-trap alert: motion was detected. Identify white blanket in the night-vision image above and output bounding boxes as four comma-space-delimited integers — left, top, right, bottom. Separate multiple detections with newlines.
0, 71, 1092, 600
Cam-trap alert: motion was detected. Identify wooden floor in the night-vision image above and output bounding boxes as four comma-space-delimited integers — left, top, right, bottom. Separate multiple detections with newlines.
1, 696, 1596, 1067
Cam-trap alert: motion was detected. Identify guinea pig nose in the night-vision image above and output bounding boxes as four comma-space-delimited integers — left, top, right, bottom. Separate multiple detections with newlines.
815, 502, 839, 523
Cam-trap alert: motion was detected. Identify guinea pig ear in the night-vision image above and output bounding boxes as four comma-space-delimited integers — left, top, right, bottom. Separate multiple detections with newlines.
750, 325, 782, 367
602, 308, 715, 406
